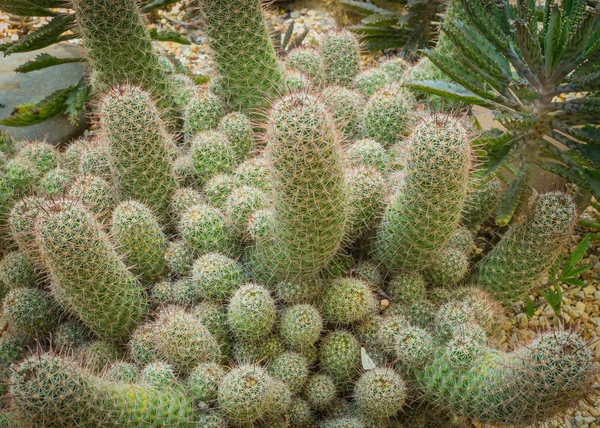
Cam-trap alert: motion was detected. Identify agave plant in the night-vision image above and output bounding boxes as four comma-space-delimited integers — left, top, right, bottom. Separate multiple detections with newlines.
0, 0, 186, 127
340, 0, 446, 56
405, 0, 600, 225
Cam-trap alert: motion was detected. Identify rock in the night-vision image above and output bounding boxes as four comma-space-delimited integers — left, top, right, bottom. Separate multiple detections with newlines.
594, 290, 600, 301
583, 285, 596, 296
0, 41, 87, 146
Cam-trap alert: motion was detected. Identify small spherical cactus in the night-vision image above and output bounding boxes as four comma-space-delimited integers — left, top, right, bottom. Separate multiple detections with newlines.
151, 279, 195, 307
362, 84, 414, 145
171, 187, 204, 218
190, 252, 247, 302
375, 314, 411, 353
172, 155, 203, 188
165, 240, 194, 277
111, 200, 167, 283
304, 373, 338, 412
218, 112, 255, 161
67, 175, 117, 222
386, 271, 427, 304
320, 330, 361, 389
434, 300, 478, 341
36, 168, 72, 197
0, 252, 36, 298
8, 197, 44, 263
289, 398, 314, 427
187, 362, 226, 403
235, 156, 271, 193
379, 57, 408, 81
280, 304, 323, 349
320, 30, 361, 87
354, 68, 391, 98
284, 70, 311, 92
4, 157, 41, 195
321, 278, 377, 325
447, 226, 475, 254
228, 283, 276, 340
354, 367, 407, 419
103, 361, 138, 382
190, 130, 238, 185
3, 287, 58, 337
353, 260, 385, 289
232, 334, 284, 365
346, 139, 391, 173
391, 325, 435, 368
184, 91, 224, 141
53, 321, 91, 350
224, 185, 268, 239
286, 47, 323, 86
424, 247, 469, 287
78, 141, 112, 182
462, 178, 500, 227
247, 208, 276, 242
218, 364, 277, 424
195, 412, 228, 428
204, 173, 241, 208
276, 278, 324, 305
388, 300, 437, 329
178, 204, 235, 257
141, 362, 177, 389
324, 252, 355, 278
322, 86, 364, 140
19, 141, 58, 175
61, 138, 88, 173
268, 351, 309, 393
79, 340, 122, 373
169, 73, 196, 107
190, 301, 231, 358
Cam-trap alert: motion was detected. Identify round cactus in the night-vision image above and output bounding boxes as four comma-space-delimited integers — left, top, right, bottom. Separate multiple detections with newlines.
286, 47, 323, 86
232, 334, 284, 365
268, 351, 309, 393
228, 283, 276, 340
320, 330, 361, 390
390, 325, 435, 368
191, 301, 232, 358
289, 398, 314, 427
61, 138, 88, 173
353, 260, 385, 289
3, 287, 58, 337
172, 155, 203, 188
346, 139, 391, 173
67, 175, 118, 222
140, 362, 177, 389
79, 340, 123, 373
324, 252, 356, 278
354, 367, 406, 419
79, 141, 112, 182
218, 112, 255, 161
322, 86, 364, 140
235, 156, 271, 193
4, 157, 41, 195
362, 84, 415, 145
379, 57, 408, 81
321, 277, 377, 325
184, 90, 224, 141
223, 185, 268, 239
462, 177, 500, 227
111, 200, 167, 283
178, 204, 235, 257
18, 142, 58, 175
187, 362, 226, 403
170, 187, 204, 218
195, 412, 228, 428
204, 173, 240, 208
386, 271, 427, 304
150, 279, 196, 307
0, 251, 36, 298
103, 361, 138, 382
275, 278, 324, 305
321, 30, 361, 87
374, 114, 472, 273
280, 304, 323, 349
36, 167, 72, 197
190, 130, 239, 185
447, 226, 475, 254
304, 373, 338, 412
165, 240, 194, 277
190, 252, 247, 302
8, 197, 45, 263
169, 73, 195, 107
424, 247, 469, 287
354, 68, 391, 98
53, 321, 91, 350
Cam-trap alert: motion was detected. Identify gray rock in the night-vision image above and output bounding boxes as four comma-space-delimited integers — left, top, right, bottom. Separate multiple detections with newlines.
0, 41, 87, 146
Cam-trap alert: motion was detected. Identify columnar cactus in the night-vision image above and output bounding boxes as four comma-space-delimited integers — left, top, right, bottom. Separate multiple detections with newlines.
472, 192, 577, 303
10, 354, 196, 427
100, 85, 178, 221
71, 0, 176, 112
195, 0, 284, 114
374, 114, 472, 272
248, 93, 347, 281
35, 200, 147, 342
320, 30, 362, 87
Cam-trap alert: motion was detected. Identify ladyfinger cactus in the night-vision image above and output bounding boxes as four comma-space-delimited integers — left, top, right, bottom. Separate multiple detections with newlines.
321, 30, 362, 87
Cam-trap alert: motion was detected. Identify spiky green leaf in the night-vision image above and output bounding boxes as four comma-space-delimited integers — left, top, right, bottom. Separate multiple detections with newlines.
149, 29, 190, 45
403, 80, 494, 106
339, 0, 390, 16
0, 14, 75, 56
65, 80, 89, 125
0, 84, 75, 126
495, 166, 531, 226
15, 53, 84, 73
0, 0, 59, 16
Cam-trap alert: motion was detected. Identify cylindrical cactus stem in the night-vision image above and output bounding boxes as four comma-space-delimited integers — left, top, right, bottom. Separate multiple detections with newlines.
10, 353, 196, 427
195, 0, 284, 115
71, 0, 176, 113
374, 114, 472, 273
35, 200, 147, 342
100, 85, 178, 222
416, 331, 595, 427
248, 93, 347, 281
472, 192, 576, 304
320, 30, 362, 87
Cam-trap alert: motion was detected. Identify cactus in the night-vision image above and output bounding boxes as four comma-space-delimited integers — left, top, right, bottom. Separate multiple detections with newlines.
416, 331, 594, 426
473, 192, 577, 304
190, 252, 247, 302
362, 85, 415, 145
321, 30, 361, 87
321, 277, 377, 325
235, 156, 271, 193
462, 178, 500, 227
195, 412, 227, 427
218, 112, 255, 161
354, 68, 391, 98
172, 156, 203, 188
322, 86, 364, 140
324, 252, 356, 278
320, 330, 361, 390
4, 158, 41, 196
268, 351, 310, 393
169, 74, 195, 108
140, 362, 177, 389
178, 204, 236, 257
79, 340, 123, 373
18, 142, 58, 175
346, 139, 391, 173
79, 141, 112, 182
7, 197, 44, 263
165, 240, 194, 277
304, 373, 338, 412
379, 57, 408, 81
67, 175, 117, 222
187, 362, 225, 403
217, 364, 284, 424
151, 279, 195, 307
354, 367, 407, 419
386, 271, 427, 304
425, 247, 469, 287
249, 93, 347, 281
276, 278, 324, 305
388, 325, 435, 369
61, 138, 88, 173
227, 283, 276, 340
196, 0, 284, 114
204, 174, 240, 208
447, 226, 475, 254
183, 91, 224, 141
223, 186, 267, 239
374, 114, 471, 272
289, 398, 314, 427
104, 362, 138, 383
35, 200, 147, 342
286, 47, 324, 86
190, 131, 239, 185
100, 85, 178, 221
191, 301, 232, 359
3, 287, 58, 337
111, 201, 167, 283
232, 334, 284, 364
37, 168, 71, 197
71, 0, 176, 112
0, 251, 36, 297
54, 321, 91, 350
171, 188, 204, 218
10, 353, 195, 427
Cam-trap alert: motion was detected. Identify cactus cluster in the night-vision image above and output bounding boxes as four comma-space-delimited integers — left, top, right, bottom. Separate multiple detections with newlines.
0, 0, 593, 426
